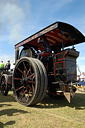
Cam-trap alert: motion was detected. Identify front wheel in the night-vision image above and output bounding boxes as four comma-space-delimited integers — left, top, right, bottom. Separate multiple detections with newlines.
12, 57, 48, 106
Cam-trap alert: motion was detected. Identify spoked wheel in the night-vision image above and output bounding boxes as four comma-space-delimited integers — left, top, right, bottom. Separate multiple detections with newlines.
0, 74, 8, 96
13, 57, 48, 106
30, 58, 48, 104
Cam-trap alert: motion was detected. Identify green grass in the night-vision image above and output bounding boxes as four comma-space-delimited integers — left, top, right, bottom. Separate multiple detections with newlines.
0, 91, 85, 128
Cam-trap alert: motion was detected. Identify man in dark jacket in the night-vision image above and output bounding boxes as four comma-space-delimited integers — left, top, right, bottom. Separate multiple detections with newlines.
5, 60, 11, 70
37, 36, 51, 59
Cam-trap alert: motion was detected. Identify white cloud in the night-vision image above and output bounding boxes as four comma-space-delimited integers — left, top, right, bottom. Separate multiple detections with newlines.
78, 57, 85, 61
0, 0, 31, 45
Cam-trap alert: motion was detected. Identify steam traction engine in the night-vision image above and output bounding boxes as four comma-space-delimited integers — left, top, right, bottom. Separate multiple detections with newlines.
0, 21, 85, 106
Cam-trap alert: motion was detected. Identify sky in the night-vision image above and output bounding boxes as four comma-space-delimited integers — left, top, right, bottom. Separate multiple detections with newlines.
0, 0, 85, 74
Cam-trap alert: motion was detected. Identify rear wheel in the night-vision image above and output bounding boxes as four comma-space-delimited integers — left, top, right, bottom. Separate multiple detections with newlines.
0, 74, 9, 96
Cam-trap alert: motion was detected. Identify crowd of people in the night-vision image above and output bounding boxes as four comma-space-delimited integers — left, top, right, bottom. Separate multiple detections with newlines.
0, 60, 11, 71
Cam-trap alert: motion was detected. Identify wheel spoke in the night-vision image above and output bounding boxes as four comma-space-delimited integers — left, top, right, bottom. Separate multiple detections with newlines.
28, 81, 35, 84
28, 73, 35, 79
16, 86, 24, 92
2, 78, 5, 84
1, 78, 6, 90
26, 88, 30, 94
15, 77, 22, 81
25, 89, 31, 102
23, 62, 27, 72
27, 84, 34, 92
27, 92, 30, 100
26, 68, 30, 76
19, 89, 27, 100
23, 70, 27, 76
32, 85, 35, 92
17, 68, 23, 74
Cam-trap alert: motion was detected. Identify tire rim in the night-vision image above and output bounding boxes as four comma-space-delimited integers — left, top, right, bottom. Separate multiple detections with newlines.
13, 60, 36, 103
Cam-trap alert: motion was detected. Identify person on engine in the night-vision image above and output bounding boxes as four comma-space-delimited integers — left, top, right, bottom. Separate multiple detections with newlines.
37, 36, 51, 59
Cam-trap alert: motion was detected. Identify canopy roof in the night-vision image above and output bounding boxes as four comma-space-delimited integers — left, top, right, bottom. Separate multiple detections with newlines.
15, 21, 85, 50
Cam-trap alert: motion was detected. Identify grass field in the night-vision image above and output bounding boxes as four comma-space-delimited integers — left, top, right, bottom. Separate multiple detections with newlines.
0, 91, 85, 128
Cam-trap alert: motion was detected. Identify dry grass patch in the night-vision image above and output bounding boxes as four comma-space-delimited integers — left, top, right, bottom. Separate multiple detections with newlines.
0, 90, 85, 128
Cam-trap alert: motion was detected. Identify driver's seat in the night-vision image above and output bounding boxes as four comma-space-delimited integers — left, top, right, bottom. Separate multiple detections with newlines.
41, 52, 52, 57
40, 52, 52, 61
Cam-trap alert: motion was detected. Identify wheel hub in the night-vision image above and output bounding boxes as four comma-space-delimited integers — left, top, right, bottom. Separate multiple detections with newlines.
21, 77, 28, 87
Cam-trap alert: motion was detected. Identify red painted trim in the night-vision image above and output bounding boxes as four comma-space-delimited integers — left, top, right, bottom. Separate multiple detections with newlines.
54, 51, 65, 61
54, 51, 68, 61
41, 52, 52, 57
51, 74, 55, 75
8, 83, 12, 85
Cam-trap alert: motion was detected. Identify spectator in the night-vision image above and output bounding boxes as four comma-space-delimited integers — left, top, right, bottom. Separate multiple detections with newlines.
80, 72, 85, 82
5, 60, 11, 70
78, 72, 85, 86
0, 61, 4, 70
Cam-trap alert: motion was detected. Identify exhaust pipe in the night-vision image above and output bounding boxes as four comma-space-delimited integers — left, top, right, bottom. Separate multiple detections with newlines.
15, 48, 19, 63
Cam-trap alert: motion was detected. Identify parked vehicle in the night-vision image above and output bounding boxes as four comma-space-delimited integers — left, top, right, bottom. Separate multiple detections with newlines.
0, 21, 85, 106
